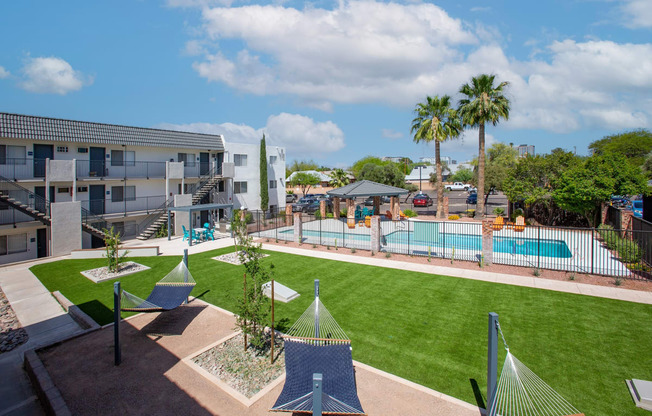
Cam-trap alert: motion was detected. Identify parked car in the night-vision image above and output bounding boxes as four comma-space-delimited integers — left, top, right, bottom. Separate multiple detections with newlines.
286, 193, 298, 203
304, 199, 333, 214
611, 195, 629, 208
445, 182, 472, 191
363, 195, 391, 206
466, 193, 477, 204
292, 197, 316, 212
632, 199, 643, 218
413, 194, 433, 207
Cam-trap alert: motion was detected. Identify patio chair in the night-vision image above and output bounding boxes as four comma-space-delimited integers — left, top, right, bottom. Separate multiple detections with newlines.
362, 207, 372, 218
364, 216, 371, 228
347, 218, 356, 229
182, 225, 201, 242
203, 222, 215, 241
514, 216, 525, 232
385, 210, 393, 220
354, 206, 363, 221
492, 216, 504, 231
399, 210, 407, 220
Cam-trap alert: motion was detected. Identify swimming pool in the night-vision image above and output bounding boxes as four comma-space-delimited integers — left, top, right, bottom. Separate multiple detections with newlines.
278, 229, 572, 258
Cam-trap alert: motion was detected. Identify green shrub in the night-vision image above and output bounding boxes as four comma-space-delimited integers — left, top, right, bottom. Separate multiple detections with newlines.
448, 214, 460, 220
315, 211, 322, 220
510, 208, 524, 222
493, 207, 505, 216
619, 240, 642, 263
340, 209, 348, 217
465, 209, 476, 218
403, 209, 417, 218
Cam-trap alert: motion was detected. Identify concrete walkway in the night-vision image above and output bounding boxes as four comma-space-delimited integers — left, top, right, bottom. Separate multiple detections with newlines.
260, 244, 652, 305
0, 258, 85, 416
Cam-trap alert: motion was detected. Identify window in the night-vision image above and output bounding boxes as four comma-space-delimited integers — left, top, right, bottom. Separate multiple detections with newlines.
0, 145, 26, 165
269, 180, 277, 189
57, 187, 70, 194
0, 234, 27, 255
56, 146, 68, 153
234, 181, 247, 194
218, 180, 225, 192
111, 150, 135, 166
234, 154, 247, 167
77, 186, 88, 193
178, 153, 196, 166
111, 186, 136, 202
269, 155, 277, 165
77, 147, 88, 154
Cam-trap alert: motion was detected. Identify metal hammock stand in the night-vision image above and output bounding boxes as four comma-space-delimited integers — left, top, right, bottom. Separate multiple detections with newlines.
487, 313, 584, 416
113, 250, 195, 366
271, 280, 366, 415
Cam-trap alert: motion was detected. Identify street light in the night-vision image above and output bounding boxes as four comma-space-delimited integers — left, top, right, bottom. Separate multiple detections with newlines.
416, 165, 426, 192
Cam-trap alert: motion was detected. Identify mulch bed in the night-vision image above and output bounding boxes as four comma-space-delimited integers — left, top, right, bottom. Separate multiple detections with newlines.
0, 286, 28, 353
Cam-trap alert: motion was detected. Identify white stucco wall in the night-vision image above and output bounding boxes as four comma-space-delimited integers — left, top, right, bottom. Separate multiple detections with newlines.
51, 201, 82, 256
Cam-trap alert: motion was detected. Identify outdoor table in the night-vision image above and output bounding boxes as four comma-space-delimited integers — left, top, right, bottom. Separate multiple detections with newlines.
193, 228, 207, 241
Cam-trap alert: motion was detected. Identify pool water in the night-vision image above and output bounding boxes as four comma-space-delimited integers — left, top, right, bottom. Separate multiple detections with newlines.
278, 229, 572, 258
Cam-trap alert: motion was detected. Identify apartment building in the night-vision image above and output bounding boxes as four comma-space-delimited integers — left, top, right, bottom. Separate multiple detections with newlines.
0, 112, 286, 265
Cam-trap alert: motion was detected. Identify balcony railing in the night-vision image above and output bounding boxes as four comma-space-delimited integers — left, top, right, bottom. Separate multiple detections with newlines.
0, 158, 223, 181
0, 206, 39, 225
80, 195, 167, 216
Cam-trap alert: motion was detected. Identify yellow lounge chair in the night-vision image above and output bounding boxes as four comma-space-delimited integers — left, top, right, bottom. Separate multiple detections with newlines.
347, 218, 355, 229
492, 216, 504, 231
514, 216, 525, 232
399, 210, 407, 220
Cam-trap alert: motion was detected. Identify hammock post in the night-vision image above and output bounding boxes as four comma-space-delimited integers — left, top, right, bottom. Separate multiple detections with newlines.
244, 273, 248, 351
183, 249, 189, 304
114, 282, 121, 366
314, 280, 320, 342
313, 373, 323, 416
487, 312, 498, 413
271, 279, 275, 365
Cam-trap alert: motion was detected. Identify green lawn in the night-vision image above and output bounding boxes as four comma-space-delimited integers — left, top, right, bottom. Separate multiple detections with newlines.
31, 248, 652, 415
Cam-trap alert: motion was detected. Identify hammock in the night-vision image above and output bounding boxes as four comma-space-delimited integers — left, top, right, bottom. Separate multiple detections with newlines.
272, 280, 365, 415
489, 321, 583, 416
120, 260, 196, 312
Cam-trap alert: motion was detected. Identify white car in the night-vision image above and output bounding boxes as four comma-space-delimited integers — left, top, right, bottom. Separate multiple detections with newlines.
445, 182, 472, 191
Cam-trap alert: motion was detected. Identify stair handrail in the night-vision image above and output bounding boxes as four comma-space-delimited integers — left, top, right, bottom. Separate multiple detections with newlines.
0, 175, 50, 216
135, 165, 222, 237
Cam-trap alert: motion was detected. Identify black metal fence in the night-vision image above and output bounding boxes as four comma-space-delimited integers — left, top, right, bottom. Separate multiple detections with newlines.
248, 210, 652, 279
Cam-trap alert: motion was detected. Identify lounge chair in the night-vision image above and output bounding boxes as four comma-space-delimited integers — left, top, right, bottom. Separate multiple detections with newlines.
514, 216, 525, 232
399, 210, 407, 220
492, 216, 504, 231
364, 216, 371, 228
347, 218, 355, 229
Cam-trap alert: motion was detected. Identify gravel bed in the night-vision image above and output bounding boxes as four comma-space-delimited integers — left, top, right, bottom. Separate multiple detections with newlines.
80, 261, 150, 283
0, 287, 28, 353
212, 251, 269, 266
192, 332, 284, 398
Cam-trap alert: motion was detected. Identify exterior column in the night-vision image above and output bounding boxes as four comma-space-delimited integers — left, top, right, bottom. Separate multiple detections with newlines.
600, 202, 609, 226
333, 197, 340, 219
370, 215, 381, 253
481, 218, 493, 266
293, 212, 303, 243
165, 161, 170, 201
443, 196, 449, 218
621, 210, 633, 239
347, 198, 355, 222
373, 196, 380, 216
72, 158, 77, 202
390, 196, 399, 220
320, 200, 326, 218
285, 204, 292, 226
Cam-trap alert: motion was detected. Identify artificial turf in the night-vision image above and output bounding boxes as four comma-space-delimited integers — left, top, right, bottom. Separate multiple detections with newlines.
31, 247, 652, 415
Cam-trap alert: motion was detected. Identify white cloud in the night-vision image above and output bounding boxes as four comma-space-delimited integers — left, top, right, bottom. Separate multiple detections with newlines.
620, 0, 652, 29
0, 66, 9, 79
19, 56, 92, 95
381, 129, 403, 140
156, 113, 345, 158
178, 1, 652, 133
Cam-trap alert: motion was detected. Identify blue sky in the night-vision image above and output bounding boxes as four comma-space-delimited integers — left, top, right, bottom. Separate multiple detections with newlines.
1, 0, 651, 168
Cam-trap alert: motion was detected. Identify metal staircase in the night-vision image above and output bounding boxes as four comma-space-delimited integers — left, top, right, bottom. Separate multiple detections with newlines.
0, 175, 107, 239
136, 166, 223, 240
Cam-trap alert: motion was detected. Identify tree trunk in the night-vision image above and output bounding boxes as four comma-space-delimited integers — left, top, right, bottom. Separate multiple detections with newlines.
435, 140, 444, 218
477, 123, 486, 218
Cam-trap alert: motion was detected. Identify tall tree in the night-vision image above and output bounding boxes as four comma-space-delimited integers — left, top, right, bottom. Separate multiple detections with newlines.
588, 129, 652, 168
289, 172, 320, 196
458, 74, 510, 218
411, 95, 462, 218
329, 168, 350, 188
259, 134, 269, 213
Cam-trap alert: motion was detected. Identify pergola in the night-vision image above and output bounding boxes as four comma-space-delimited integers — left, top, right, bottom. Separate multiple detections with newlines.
327, 180, 408, 219
167, 203, 233, 246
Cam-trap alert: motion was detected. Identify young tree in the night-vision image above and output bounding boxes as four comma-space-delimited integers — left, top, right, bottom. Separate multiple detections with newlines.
350, 156, 388, 178
458, 74, 510, 218
358, 163, 406, 188
448, 166, 473, 183
411, 95, 462, 218
259, 134, 269, 213
285, 159, 318, 177
289, 172, 320, 196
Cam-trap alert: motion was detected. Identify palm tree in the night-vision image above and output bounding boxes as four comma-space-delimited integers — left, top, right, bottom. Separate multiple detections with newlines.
458, 74, 510, 218
329, 168, 350, 188
411, 95, 462, 218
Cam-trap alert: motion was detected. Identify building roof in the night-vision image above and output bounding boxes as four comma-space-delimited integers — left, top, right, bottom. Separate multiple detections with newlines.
327, 180, 408, 198
0, 112, 224, 151
286, 170, 331, 183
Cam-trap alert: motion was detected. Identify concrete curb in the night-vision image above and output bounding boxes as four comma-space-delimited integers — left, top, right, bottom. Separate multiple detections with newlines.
24, 350, 72, 416
52, 291, 100, 330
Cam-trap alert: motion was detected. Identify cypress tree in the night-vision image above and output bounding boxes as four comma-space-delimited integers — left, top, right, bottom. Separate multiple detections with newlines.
260, 134, 269, 212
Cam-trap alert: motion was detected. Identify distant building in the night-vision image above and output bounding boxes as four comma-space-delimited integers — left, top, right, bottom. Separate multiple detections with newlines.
381, 156, 408, 163
518, 144, 535, 158
418, 156, 454, 165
